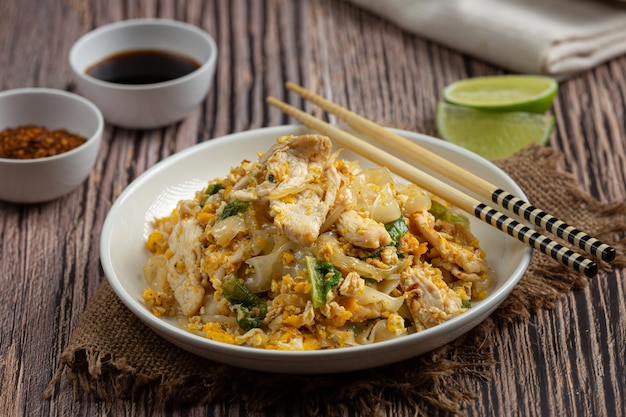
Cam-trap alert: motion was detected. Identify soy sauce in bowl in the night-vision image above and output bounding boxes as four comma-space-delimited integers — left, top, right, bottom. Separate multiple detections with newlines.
86, 50, 201, 85
70, 19, 217, 128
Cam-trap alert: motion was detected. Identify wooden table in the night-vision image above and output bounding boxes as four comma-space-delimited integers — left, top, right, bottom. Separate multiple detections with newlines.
1, 1, 624, 416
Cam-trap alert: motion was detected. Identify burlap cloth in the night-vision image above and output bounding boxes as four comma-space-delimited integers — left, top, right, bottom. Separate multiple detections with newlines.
45, 144, 626, 416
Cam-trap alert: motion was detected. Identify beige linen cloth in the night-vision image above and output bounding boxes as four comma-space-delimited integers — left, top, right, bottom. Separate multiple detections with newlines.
347, 0, 626, 78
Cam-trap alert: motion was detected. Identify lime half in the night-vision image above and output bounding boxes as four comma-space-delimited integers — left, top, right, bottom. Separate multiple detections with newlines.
443, 75, 558, 113
436, 102, 555, 160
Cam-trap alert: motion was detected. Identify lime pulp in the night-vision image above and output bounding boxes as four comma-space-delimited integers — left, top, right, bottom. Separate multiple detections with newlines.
443, 75, 558, 114
435, 102, 555, 160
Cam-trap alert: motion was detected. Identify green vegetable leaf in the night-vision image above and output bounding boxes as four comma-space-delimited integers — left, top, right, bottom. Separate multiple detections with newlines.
222, 274, 267, 331
461, 299, 472, 309
199, 183, 224, 206
220, 199, 251, 220
205, 183, 224, 196
305, 256, 341, 308
429, 200, 470, 229
384, 217, 409, 246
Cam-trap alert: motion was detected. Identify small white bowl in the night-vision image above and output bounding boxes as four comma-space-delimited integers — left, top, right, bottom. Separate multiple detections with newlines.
0, 88, 103, 204
69, 18, 217, 129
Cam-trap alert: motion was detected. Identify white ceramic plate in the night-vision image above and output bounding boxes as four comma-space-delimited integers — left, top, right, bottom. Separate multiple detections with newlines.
100, 125, 531, 374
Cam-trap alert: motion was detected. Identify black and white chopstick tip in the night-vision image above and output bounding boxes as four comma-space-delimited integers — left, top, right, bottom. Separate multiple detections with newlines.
492, 189, 615, 263
475, 203, 598, 278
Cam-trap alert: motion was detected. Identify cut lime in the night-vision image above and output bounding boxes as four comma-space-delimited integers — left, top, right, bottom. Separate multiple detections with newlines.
443, 75, 558, 113
435, 102, 554, 160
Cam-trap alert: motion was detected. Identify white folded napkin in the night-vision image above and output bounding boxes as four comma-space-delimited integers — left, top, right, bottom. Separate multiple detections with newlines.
347, 0, 626, 78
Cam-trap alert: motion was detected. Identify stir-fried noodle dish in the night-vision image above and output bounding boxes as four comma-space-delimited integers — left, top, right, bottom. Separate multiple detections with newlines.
142, 134, 495, 350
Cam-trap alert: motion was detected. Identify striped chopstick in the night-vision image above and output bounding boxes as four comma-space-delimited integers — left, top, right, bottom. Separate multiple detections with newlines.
266, 95, 599, 278
284, 81, 616, 264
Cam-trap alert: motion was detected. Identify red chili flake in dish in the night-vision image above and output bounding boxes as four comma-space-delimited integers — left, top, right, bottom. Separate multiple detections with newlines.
0, 125, 87, 159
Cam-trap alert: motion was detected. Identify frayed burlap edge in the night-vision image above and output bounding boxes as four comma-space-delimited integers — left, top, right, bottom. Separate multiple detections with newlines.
45, 144, 626, 416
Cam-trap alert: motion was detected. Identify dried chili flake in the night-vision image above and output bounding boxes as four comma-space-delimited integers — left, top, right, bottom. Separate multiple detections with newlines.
0, 125, 87, 159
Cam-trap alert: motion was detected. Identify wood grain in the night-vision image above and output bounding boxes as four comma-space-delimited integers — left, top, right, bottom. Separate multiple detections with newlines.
0, 0, 624, 416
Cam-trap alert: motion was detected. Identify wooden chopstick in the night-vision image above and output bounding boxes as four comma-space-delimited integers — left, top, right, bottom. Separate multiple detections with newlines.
266, 95, 599, 278
284, 81, 616, 264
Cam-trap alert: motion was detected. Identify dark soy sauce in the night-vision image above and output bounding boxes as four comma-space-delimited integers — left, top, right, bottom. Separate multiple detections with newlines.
86, 50, 201, 85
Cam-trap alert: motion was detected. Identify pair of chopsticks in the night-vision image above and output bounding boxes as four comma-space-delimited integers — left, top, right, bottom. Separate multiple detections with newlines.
266, 82, 617, 278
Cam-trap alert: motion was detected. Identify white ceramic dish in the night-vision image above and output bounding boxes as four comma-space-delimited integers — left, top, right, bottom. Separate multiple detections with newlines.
0, 88, 103, 203
69, 18, 217, 129
100, 125, 532, 374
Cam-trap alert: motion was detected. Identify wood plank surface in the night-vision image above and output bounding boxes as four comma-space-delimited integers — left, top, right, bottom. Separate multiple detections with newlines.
0, 1, 624, 416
